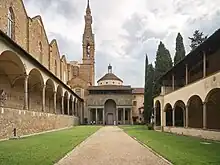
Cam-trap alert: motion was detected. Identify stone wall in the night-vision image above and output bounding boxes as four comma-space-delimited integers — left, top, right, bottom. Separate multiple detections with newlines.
87, 94, 133, 106
0, 107, 78, 139
163, 126, 220, 141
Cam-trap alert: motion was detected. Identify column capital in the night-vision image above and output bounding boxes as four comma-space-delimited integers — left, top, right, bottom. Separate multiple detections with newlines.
24, 74, 29, 79
203, 101, 207, 105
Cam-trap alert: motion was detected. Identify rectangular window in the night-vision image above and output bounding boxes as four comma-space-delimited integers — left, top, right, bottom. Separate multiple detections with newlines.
133, 101, 137, 106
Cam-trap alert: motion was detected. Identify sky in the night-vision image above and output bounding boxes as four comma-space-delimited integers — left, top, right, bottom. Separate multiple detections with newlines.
23, 0, 220, 87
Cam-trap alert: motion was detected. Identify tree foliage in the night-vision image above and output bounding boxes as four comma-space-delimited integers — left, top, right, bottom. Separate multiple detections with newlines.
174, 33, 185, 65
189, 30, 208, 50
144, 54, 155, 124
154, 41, 173, 96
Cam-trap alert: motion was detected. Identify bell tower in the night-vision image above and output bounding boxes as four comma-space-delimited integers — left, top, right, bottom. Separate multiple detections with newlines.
82, 0, 95, 85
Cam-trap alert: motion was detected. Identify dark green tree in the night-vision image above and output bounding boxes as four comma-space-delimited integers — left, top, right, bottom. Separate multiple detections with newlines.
145, 64, 154, 123
189, 30, 208, 50
174, 33, 185, 65
144, 63, 154, 124
144, 54, 149, 123
154, 41, 172, 96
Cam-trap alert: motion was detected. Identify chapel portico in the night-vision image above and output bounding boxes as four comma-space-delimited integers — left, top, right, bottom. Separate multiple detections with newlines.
86, 65, 133, 125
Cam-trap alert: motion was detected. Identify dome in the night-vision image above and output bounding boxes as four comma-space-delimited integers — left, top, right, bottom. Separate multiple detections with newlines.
97, 73, 123, 83
97, 64, 123, 86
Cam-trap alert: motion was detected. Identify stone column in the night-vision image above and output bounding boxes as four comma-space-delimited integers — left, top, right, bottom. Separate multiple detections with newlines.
67, 98, 70, 115
53, 91, 57, 114
123, 108, 126, 125
42, 85, 46, 112
185, 64, 188, 85
61, 96, 64, 114
130, 108, 133, 125
88, 108, 90, 124
81, 102, 84, 124
23, 75, 28, 110
96, 108, 98, 125
203, 102, 207, 129
71, 100, 74, 116
116, 108, 118, 125
185, 105, 189, 128
154, 107, 156, 126
203, 51, 206, 78
172, 109, 175, 127
103, 108, 105, 125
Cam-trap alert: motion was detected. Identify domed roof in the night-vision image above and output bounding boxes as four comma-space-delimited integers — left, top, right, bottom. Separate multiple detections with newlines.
97, 64, 123, 83
97, 73, 123, 83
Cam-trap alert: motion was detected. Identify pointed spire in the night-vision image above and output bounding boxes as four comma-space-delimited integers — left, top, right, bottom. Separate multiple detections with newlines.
86, 0, 91, 15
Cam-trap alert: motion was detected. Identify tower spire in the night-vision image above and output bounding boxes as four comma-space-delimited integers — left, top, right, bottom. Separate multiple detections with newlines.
86, 0, 91, 15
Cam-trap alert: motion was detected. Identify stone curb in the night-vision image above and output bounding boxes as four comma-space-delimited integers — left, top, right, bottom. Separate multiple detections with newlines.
120, 127, 173, 165
0, 126, 73, 142
55, 126, 102, 165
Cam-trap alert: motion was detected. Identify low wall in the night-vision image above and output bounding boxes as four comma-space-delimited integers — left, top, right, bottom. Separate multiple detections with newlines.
0, 107, 79, 139
164, 126, 220, 141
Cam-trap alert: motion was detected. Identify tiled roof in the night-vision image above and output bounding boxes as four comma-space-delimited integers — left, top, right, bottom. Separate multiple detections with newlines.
97, 73, 123, 83
88, 85, 132, 90
132, 88, 144, 94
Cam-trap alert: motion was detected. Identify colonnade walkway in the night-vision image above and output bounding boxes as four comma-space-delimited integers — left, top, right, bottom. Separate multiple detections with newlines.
56, 126, 170, 165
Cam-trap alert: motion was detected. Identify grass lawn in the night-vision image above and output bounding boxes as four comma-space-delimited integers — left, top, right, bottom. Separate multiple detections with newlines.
0, 126, 100, 165
121, 125, 220, 165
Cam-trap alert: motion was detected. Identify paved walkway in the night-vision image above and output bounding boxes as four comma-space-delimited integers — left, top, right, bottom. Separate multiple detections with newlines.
55, 126, 170, 165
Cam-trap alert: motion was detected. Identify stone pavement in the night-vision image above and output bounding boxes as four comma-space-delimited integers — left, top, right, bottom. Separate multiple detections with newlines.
55, 126, 171, 165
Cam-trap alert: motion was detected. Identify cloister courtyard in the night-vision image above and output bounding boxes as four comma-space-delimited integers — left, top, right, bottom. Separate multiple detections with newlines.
1, 125, 220, 165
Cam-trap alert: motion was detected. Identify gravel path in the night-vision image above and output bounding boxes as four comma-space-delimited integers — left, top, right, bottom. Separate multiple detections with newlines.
55, 126, 170, 165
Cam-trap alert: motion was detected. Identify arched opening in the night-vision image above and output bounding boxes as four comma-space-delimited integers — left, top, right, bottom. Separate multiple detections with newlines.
69, 95, 73, 116
104, 99, 116, 125
45, 79, 55, 113
7, 7, 15, 39
56, 85, 63, 114
187, 95, 203, 128
73, 98, 77, 116
28, 69, 44, 111
205, 88, 220, 130
174, 100, 185, 127
64, 91, 69, 115
164, 103, 173, 126
0, 51, 26, 109
155, 100, 161, 126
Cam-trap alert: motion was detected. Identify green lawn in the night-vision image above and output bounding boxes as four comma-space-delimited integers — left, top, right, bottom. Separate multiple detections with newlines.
0, 126, 100, 165
121, 125, 220, 165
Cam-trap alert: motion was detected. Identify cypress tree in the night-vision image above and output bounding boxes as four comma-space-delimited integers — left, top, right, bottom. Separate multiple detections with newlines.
144, 54, 149, 123
144, 54, 155, 124
154, 41, 172, 96
145, 64, 154, 123
174, 33, 186, 65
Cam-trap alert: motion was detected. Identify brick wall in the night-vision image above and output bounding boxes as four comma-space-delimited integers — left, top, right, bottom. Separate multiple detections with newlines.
0, 0, 28, 51
0, 107, 78, 139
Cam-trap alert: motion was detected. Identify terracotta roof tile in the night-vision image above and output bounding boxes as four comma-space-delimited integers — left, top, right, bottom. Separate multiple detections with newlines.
132, 88, 144, 94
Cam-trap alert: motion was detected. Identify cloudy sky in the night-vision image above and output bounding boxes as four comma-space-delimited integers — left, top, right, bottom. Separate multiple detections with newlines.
23, 0, 220, 87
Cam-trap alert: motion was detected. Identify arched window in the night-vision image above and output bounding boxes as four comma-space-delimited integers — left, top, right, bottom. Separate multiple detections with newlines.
55, 60, 57, 75
39, 42, 43, 63
7, 7, 15, 39
75, 88, 82, 97
64, 71, 66, 83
